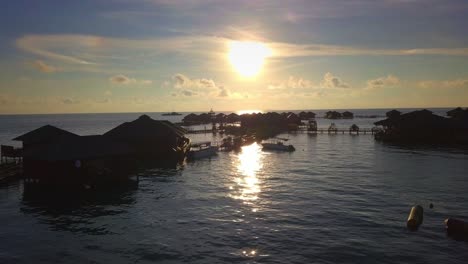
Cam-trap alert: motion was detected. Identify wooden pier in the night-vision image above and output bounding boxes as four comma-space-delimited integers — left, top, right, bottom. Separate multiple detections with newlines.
0, 161, 22, 184
186, 127, 377, 135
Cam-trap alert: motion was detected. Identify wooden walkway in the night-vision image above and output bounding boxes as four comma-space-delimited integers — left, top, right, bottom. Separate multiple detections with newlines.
186, 128, 376, 135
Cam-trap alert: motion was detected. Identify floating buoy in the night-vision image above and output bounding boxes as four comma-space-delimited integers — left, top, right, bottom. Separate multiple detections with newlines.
445, 218, 468, 237
429, 203, 434, 209
407, 205, 423, 230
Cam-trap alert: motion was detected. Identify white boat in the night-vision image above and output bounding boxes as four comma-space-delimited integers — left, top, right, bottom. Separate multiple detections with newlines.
261, 138, 295, 152
188, 141, 218, 159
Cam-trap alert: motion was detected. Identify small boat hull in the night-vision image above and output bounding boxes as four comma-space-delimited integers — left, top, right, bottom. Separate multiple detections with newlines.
188, 146, 218, 159
261, 143, 295, 152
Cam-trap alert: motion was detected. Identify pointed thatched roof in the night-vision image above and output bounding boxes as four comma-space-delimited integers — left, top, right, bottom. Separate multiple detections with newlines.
13, 125, 78, 144
104, 115, 186, 143
386, 109, 401, 118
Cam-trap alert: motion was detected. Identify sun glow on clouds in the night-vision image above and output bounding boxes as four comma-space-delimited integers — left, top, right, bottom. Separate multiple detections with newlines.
228, 41, 272, 78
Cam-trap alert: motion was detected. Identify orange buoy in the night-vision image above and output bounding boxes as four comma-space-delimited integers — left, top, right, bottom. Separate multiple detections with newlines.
445, 218, 468, 237
407, 205, 423, 230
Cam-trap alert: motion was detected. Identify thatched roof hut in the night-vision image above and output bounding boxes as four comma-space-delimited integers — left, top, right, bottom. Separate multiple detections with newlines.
325, 111, 342, 119
13, 125, 78, 148
287, 113, 301, 125
226, 113, 240, 123
299, 111, 316, 119
342, 111, 354, 119
447, 107, 468, 120
215, 113, 226, 123
105, 115, 186, 142
182, 113, 199, 123
374, 109, 468, 143
386, 109, 401, 119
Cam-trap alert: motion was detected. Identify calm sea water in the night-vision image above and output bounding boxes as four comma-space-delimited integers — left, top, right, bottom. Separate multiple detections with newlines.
1, 109, 468, 263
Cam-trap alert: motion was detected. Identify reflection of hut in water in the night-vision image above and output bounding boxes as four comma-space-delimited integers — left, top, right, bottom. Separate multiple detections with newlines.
308, 119, 317, 132
349, 124, 359, 134
374, 109, 468, 144
328, 123, 338, 133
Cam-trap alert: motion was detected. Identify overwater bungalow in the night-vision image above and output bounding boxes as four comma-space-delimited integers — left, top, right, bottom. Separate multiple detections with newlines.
325, 111, 342, 119
386, 109, 401, 119
342, 111, 354, 119
374, 109, 468, 144
299, 111, 316, 120
226, 113, 240, 123
104, 115, 190, 162
447, 107, 468, 120
13, 115, 190, 185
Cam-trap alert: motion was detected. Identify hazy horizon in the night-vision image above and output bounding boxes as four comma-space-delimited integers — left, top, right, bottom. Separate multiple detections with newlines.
1, 1, 468, 114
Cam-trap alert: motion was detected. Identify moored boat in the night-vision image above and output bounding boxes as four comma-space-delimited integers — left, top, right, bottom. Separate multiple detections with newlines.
261, 138, 295, 152
188, 141, 218, 159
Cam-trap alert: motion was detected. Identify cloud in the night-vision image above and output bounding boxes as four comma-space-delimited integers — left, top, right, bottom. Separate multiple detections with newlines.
32, 60, 59, 73
109, 74, 152, 85
321, 72, 349, 88
268, 76, 314, 90
418, 79, 468, 89
366, 75, 400, 89
61, 98, 80, 104
17, 35, 96, 65
172, 73, 229, 97
16, 34, 468, 72
0, 94, 8, 105
218, 86, 229, 97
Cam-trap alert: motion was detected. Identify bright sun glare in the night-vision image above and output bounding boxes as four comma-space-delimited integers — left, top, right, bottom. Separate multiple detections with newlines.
228, 41, 271, 78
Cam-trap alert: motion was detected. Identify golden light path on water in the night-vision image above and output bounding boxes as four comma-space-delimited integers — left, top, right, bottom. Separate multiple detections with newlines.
230, 142, 264, 206
230, 142, 265, 258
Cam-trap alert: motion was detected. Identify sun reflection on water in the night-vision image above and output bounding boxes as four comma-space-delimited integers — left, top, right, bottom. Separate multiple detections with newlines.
230, 143, 264, 203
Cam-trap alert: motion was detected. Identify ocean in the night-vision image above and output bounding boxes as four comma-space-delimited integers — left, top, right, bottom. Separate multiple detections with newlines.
1, 108, 468, 263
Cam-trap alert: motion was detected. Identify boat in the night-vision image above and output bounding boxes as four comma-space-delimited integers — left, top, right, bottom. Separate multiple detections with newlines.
261, 138, 295, 152
188, 141, 218, 159
162, 112, 182, 116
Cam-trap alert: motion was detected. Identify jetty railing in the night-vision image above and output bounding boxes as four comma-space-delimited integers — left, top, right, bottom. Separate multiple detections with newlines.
185, 127, 378, 135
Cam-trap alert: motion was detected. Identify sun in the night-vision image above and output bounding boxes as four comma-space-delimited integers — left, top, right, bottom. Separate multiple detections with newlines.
228, 41, 271, 78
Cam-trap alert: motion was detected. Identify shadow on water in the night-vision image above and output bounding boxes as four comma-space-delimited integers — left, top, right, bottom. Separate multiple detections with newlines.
376, 140, 468, 155
20, 178, 139, 235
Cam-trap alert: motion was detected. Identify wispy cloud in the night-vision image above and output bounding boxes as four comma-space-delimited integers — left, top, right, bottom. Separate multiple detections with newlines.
16, 34, 468, 71
366, 75, 400, 89
321, 72, 349, 88
418, 79, 468, 89
268, 76, 314, 90
172, 73, 229, 97
31, 60, 59, 73
109, 74, 152, 85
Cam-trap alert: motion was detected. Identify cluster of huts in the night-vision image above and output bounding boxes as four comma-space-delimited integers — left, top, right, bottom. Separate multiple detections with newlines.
374, 108, 468, 144
11, 115, 190, 186
324, 111, 354, 119
182, 111, 317, 125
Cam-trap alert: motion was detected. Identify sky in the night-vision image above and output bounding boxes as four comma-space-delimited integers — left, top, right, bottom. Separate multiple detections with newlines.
0, 0, 468, 114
